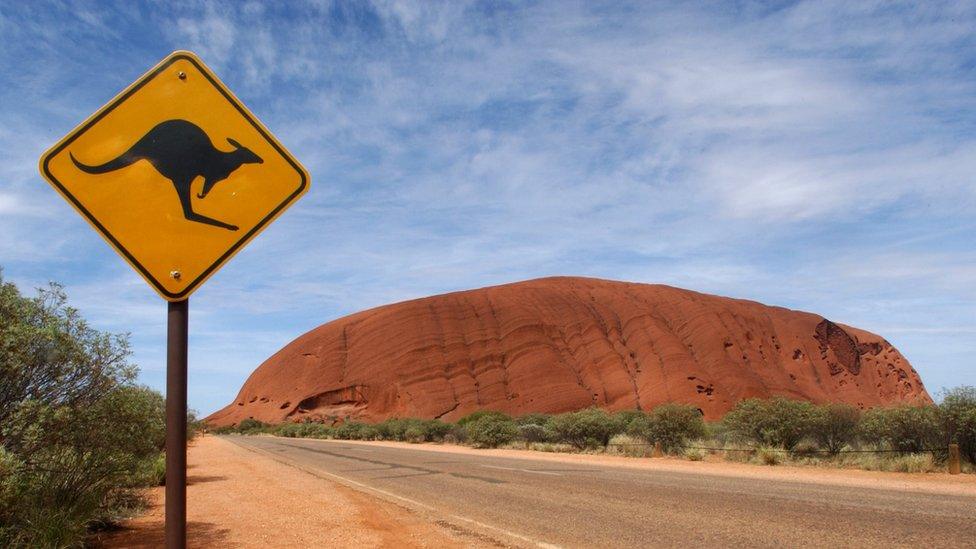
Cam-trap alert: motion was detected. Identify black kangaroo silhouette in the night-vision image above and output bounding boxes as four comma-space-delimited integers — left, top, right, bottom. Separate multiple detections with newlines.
70, 119, 263, 231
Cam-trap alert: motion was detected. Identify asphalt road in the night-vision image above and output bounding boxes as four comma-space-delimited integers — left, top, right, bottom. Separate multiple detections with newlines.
226, 436, 976, 548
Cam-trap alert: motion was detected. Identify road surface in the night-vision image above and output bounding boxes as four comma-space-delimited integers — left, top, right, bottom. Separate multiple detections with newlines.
226, 436, 976, 548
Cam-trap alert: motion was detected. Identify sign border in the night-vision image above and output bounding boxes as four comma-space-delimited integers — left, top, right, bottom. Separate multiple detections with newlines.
38, 50, 310, 302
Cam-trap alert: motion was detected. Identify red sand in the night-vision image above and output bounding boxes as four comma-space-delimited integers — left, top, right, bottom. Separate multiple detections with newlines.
92, 436, 476, 548
208, 277, 929, 426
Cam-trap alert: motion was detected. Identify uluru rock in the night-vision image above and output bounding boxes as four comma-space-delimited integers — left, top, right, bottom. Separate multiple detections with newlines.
207, 277, 930, 426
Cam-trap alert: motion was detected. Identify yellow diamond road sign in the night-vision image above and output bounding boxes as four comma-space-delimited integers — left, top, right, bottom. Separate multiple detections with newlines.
39, 50, 309, 301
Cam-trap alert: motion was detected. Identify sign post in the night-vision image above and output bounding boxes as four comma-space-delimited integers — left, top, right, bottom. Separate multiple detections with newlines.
166, 300, 189, 547
38, 51, 310, 548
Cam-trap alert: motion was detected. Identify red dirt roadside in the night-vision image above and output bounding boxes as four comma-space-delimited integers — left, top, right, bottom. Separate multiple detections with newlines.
92, 435, 484, 548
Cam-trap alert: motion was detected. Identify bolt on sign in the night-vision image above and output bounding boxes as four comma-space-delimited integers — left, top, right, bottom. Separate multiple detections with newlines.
39, 50, 309, 301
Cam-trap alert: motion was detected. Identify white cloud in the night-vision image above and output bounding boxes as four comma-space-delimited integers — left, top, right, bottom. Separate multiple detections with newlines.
2, 0, 975, 413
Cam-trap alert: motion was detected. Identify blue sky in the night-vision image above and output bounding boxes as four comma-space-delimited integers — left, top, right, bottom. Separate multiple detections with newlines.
2, 1, 974, 416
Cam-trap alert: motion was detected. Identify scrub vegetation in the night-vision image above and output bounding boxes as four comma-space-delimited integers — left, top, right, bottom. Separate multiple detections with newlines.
218, 391, 976, 474
0, 273, 201, 547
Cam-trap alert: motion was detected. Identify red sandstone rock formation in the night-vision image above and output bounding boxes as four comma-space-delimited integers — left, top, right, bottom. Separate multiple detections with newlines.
207, 277, 930, 426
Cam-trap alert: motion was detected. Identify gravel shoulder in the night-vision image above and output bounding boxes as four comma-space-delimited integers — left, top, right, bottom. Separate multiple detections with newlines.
92, 435, 489, 548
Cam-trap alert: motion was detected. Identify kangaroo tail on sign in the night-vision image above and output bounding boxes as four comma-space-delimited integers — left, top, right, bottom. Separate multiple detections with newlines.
70, 151, 139, 174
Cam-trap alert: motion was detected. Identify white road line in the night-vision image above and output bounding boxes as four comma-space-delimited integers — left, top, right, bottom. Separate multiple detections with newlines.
480, 464, 563, 476
231, 438, 563, 549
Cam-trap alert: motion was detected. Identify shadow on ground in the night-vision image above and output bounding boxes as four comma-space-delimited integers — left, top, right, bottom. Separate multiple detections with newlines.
91, 520, 231, 547
187, 474, 228, 485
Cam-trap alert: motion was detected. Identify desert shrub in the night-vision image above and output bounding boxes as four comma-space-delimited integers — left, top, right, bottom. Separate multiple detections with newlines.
403, 426, 425, 443
940, 386, 976, 464
791, 440, 821, 459
374, 418, 409, 440
517, 423, 552, 443
755, 446, 782, 466
514, 413, 552, 427
0, 275, 166, 547
605, 434, 650, 457
627, 403, 706, 453
275, 423, 303, 438
236, 418, 269, 434
374, 418, 450, 442
890, 453, 936, 473
809, 403, 861, 455
548, 407, 624, 450
464, 414, 518, 448
303, 423, 334, 438
272, 421, 332, 439
722, 446, 754, 463
334, 422, 378, 440
684, 447, 706, 461
211, 424, 237, 435
859, 405, 942, 453
149, 454, 167, 486
418, 419, 451, 442
457, 410, 511, 426
186, 409, 206, 441
612, 409, 646, 431
722, 398, 817, 450
444, 422, 467, 444
705, 421, 727, 441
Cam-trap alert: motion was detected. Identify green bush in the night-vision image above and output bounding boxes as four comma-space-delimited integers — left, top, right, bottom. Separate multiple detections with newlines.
334, 421, 378, 440
236, 418, 270, 434
612, 409, 646, 430
271, 421, 330, 438
446, 423, 467, 444
517, 423, 551, 443
809, 403, 861, 454
464, 414, 518, 448
890, 453, 936, 473
304, 423, 334, 438
403, 426, 425, 443
514, 413, 552, 427
0, 275, 166, 547
548, 407, 624, 450
755, 446, 782, 466
186, 409, 206, 441
722, 398, 817, 450
859, 405, 943, 453
374, 418, 409, 440
457, 410, 510, 426
373, 418, 450, 442
274, 423, 304, 438
149, 454, 167, 486
627, 404, 706, 453
940, 386, 976, 464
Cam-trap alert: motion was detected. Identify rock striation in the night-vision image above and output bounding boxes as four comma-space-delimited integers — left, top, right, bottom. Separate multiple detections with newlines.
207, 277, 930, 426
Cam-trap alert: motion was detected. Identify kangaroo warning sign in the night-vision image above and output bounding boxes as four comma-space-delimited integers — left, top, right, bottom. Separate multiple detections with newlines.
39, 50, 309, 301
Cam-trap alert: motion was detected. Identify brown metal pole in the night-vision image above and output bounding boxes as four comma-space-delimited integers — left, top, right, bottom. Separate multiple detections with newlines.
166, 299, 188, 549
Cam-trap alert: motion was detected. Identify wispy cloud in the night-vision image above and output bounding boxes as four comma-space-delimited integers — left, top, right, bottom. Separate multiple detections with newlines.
2, 0, 974, 413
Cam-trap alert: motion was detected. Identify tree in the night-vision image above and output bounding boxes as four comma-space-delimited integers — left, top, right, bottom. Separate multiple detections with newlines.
722, 398, 817, 450
628, 404, 706, 453
0, 272, 165, 546
940, 386, 976, 464
464, 414, 518, 448
0, 275, 135, 428
859, 405, 943, 453
809, 403, 860, 455
548, 408, 624, 450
